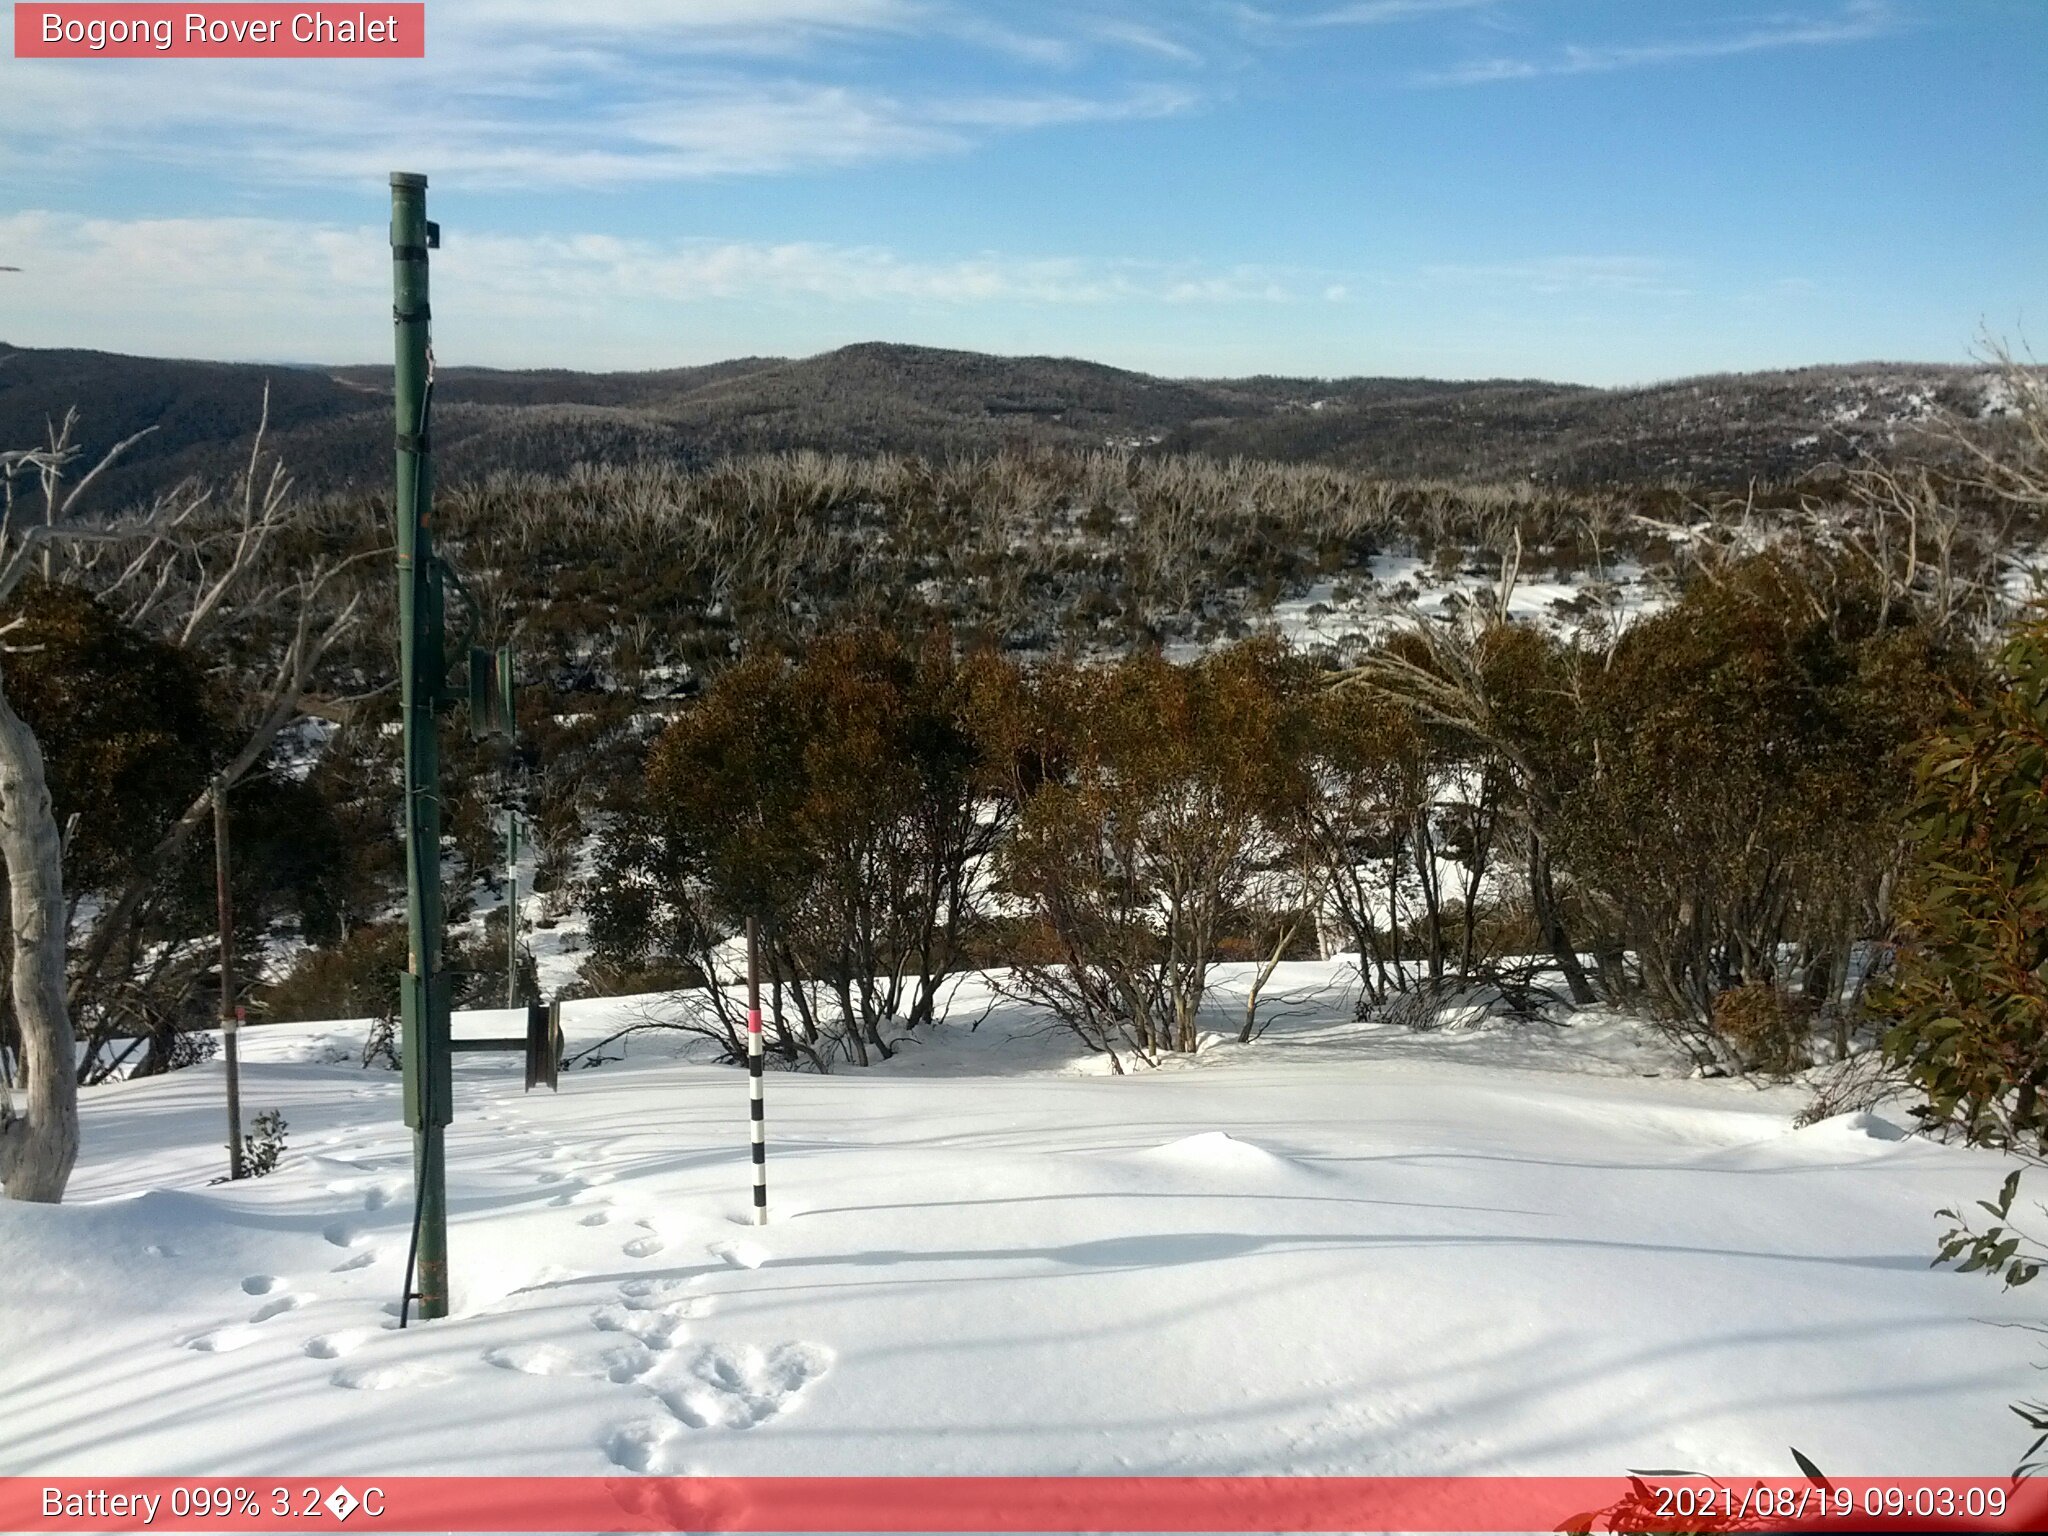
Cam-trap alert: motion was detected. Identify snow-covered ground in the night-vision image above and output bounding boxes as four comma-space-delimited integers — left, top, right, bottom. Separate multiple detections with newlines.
1254, 554, 1660, 661
2, 966, 2035, 1481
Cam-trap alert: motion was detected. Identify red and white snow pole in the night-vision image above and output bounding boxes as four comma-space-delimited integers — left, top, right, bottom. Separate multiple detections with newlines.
746, 916, 767, 1225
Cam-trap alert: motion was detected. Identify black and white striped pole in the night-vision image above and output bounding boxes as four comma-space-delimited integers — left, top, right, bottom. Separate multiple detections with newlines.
746, 916, 767, 1225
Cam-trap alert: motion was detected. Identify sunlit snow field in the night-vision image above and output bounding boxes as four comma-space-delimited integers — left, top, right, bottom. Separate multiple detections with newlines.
1, 965, 2033, 1482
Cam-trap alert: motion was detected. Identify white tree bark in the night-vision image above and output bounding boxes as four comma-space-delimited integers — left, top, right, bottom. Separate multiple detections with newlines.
0, 411, 232, 1202
0, 670, 78, 1201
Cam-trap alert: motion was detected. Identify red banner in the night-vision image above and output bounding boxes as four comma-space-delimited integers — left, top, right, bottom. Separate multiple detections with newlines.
11, 5, 424, 58
0, 1477, 2041, 1533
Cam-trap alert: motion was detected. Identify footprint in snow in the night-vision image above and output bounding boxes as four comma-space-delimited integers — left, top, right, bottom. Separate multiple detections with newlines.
657, 1343, 831, 1431
603, 1342, 658, 1383
619, 1279, 715, 1320
603, 1419, 678, 1474
583, 1273, 729, 1432
622, 1232, 665, 1259
303, 1331, 368, 1360
708, 1239, 767, 1271
331, 1249, 379, 1273
183, 1325, 262, 1354
483, 1343, 588, 1377
330, 1361, 449, 1391
619, 1276, 695, 1304
322, 1220, 361, 1248
593, 1303, 690, 1350
581, 1277, 702, 1393
184, 1281, 311, 1352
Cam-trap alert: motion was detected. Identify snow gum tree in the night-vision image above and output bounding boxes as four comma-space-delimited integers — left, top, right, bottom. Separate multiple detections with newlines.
1882, 615, 2048, 1149
0, 654, 74, 1200
1295, 687, 1430, 1009
1340, 542, 1977, 1060
1335, 615, 1599, 1010
0, 586, 230, 1083
995, 640, 1311, 1066
2, 403, 362, 1201
1556, 550, 1968, 1058
0, 425, 152, 1199
609, 625, 1010, 1067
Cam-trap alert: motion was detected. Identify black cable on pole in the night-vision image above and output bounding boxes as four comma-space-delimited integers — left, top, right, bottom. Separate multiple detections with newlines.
398, 1157, 427, 1329
396, 349, 437, 1332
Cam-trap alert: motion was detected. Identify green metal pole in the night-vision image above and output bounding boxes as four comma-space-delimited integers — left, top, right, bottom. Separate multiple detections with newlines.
504, 808, 519, 1007
391, 172, 449, 1321
503, 649, 519, 1009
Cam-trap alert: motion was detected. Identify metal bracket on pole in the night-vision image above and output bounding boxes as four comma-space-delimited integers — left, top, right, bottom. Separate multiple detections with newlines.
525, 1002, 562, 1093
469, 645, 515, 739
437, 1001, 559, 1093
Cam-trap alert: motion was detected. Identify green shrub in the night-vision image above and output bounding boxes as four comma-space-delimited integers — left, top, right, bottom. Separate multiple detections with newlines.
1713, 983, 1812, 1075
260, 924, 407, 1024
1881, 616, 2048, 1150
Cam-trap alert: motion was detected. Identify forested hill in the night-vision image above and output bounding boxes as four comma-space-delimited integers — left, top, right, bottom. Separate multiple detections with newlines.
0, 339, 2003, 508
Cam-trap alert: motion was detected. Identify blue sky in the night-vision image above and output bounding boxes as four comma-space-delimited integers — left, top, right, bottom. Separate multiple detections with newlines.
2, 0, 2043, 383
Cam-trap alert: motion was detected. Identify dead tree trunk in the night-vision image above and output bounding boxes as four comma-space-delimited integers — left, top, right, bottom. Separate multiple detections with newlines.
0, 676, 79, 1201
1529, 829, 1597, 1006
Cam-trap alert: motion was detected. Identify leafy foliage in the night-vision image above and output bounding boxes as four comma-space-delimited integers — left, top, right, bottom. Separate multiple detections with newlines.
1552, 553, 1970, 1057
994, 641, 1312, 1064
1931, 1166, 2048, 1478
1935, 1168, 2044, 1288
259, 922, 407, 1025
242, 1109, 288, 1178
0, 583, 218, 896
1881, 616, 2048, 1149
209, 1108, 288, 1184
1712, 984, 1814, 1076
602, 626, 1009, 1067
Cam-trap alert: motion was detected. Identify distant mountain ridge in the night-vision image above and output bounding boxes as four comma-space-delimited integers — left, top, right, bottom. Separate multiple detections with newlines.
0, 339, 2001, 509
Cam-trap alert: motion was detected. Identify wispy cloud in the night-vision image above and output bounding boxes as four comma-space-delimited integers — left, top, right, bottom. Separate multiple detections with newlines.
0, 204, 1687, 342
1300, 0, 1507, 27
0, 1, 1204, 189
1415, 0, 1904, 86
1, 210, 1786, 382
0, 73, 1197, 189
1413, 255, 1691, 298
0, 210, 1322, 362
1087, 19, 1205, 65
451, 0, 924, 51
932, 84, 1197, 130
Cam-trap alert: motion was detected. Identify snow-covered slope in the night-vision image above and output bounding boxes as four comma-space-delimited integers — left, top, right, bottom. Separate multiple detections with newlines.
2, 971, 2033, 1480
